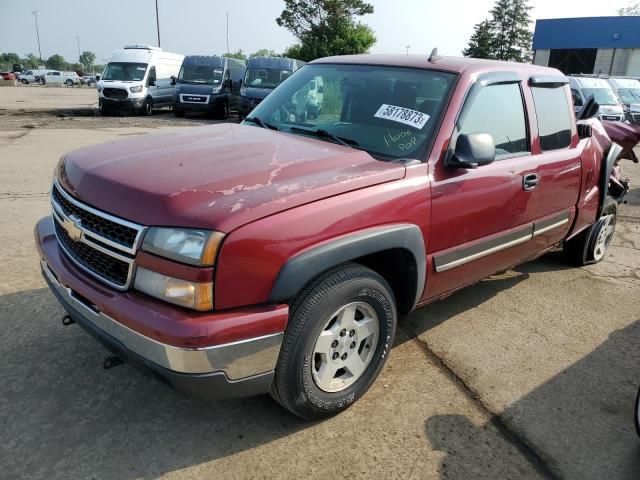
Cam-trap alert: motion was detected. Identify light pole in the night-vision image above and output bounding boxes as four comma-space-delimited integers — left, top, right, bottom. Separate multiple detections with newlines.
155, 0, 161, 47
32, 10, 42, 64
226, 12, 230, 56
405, 45, 410, 55
76, 36, 81, 62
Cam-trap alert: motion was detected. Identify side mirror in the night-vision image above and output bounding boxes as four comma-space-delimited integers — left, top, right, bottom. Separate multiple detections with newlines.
225, 78, 233, 90
95, 75, 101, 81
148, 78, 156, 87
318, 85, 324, 94
170, 76, 176, 86
448, 132, 496, 169
577, 95, 599, 120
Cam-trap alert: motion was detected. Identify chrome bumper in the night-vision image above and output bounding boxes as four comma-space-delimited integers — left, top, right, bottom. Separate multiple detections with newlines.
41, 259, 283, 380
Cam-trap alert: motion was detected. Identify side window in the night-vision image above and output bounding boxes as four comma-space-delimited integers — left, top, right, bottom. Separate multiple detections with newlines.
531, 86, 573, 151
148, 66, 156, 85
571, 89, 583, 107
459, 83, 528, 157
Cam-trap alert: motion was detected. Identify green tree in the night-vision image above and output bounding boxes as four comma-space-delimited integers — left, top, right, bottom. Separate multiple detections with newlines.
619, 1, 640, 14
489, 0, 532, 62
250, 49, 280, 58
46, 54, 67, 70
276, 0, 376, 62
462, 20, 494, 59
79, 51, 96, 71
223, 49, 247, 60
23, 53, 40, 68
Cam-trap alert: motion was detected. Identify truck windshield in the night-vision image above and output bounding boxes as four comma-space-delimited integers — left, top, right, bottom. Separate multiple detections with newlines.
178, 65, 223, 85
581, 88, 619, 106
102, 62, 148, 81
244, 68, 292, 89
245, 64, 456, 160
616, 88, 640, 104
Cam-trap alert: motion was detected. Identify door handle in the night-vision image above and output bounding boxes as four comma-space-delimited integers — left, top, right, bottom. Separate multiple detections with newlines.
523, 173, 540, 191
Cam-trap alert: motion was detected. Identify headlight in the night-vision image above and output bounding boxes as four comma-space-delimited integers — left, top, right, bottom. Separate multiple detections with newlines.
142, 227, 225, 266
130, 85, 142, 93
134, 267, 213, 310
240, 86, 247, 96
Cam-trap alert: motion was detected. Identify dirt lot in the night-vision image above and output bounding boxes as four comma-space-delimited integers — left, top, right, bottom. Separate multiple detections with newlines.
1, 86, 639, 479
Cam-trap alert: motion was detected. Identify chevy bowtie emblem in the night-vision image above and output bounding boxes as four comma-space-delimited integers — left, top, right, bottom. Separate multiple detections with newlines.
63, 214, 83, 242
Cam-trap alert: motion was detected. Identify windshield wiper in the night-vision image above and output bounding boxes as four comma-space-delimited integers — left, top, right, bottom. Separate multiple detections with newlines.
289, 126, 359, 149
244, 116, 279, 131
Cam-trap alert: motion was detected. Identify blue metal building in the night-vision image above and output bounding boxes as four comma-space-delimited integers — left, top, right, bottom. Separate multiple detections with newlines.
532, 16, 640, 76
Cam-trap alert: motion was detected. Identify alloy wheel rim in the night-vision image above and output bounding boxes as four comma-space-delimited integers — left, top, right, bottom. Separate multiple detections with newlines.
311, 302, 379, 393
593, 214, 615, 261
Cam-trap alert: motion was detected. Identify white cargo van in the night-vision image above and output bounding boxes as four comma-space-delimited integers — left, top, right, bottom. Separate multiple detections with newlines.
569, 76, 625, 121
97, 45, 184, 115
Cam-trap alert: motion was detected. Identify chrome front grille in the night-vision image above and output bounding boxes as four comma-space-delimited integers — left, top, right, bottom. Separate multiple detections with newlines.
50, 180, 145, 290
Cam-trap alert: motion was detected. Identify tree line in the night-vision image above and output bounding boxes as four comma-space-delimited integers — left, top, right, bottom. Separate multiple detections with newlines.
0, 51, 99, 73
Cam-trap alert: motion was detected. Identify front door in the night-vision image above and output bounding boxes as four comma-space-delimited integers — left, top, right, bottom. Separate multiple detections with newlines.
426, 77, 544, 299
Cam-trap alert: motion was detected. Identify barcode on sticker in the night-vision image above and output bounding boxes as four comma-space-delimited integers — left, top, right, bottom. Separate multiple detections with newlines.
374, 104, 429, 129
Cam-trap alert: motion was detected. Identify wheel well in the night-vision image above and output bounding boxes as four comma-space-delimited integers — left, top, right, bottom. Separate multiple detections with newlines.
353, 248, 418, 316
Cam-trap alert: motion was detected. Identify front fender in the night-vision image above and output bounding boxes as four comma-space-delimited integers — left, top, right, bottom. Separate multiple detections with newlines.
269, 224, 426, 308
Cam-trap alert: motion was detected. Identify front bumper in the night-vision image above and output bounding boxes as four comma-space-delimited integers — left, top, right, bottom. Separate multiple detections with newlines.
173, 93, 225, 112
238, 96, 263, 117
99, 96, 145, 112
35, 216, 286, 399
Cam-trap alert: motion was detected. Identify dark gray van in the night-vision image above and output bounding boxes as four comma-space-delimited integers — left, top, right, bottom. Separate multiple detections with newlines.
238, 57, 305, 120
172, 56, 246, 118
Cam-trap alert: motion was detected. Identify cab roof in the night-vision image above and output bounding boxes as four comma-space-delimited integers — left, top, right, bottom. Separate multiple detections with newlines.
310, 54, 563, 77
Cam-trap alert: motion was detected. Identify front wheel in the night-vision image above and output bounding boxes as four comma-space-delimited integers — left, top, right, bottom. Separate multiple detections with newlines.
142, 97, 153, 116
564, 197, 617, 265
173, 109, 185, 118
65, 79, 73, 87
635, 385, 640, 437
21, 79, 28, 85
270, 263, 397, 419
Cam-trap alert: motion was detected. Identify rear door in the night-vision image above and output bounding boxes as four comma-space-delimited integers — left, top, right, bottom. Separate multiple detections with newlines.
426, 73, 569, 299
526, 77, 581, 251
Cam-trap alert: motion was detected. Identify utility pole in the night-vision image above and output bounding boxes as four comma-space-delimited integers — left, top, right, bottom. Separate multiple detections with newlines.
76, 36, 81, 62
155, 0, 161, 47
226, 12, 230, 56
405, 45, 410, 55
32, 10, 42, 64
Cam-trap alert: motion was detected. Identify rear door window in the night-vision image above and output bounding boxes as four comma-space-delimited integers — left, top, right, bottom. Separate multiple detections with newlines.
531, 86, 573, 151
459, 83, 529, 157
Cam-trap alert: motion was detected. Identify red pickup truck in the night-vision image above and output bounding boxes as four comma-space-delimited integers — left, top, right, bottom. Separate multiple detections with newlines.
36, 55, 626, 419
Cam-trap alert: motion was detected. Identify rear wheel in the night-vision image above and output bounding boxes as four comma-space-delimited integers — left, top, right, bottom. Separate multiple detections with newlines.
142, 97, 153, 116
21, 79, 28, 85
65, 79, 73, 87
270, 263, 396, 419
564, 197, 617, 265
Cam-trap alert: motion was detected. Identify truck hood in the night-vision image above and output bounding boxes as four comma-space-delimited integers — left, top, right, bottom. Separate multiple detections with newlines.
58, 124, 405, 232
241, 87, 272, 100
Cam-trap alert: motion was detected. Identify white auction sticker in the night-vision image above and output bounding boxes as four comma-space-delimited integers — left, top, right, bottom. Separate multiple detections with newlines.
374, 104, 430, 129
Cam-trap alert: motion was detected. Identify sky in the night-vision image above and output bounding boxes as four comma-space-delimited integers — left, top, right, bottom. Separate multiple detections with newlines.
0, 0, 632, 64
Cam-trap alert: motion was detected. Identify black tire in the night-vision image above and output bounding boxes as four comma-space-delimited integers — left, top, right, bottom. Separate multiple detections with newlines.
65, 79, 73, 87
270, 263, 397, 420
142, 97, 153, 116
99, 102, 111, 116
635, 385, 640, 437
564, 196, 617, 266
216, 102, 229, 120
21, 79, 28, 85
173, 109, 185, 118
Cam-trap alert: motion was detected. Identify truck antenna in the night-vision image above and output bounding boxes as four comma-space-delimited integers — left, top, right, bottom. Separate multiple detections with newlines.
428, 48, 440, 62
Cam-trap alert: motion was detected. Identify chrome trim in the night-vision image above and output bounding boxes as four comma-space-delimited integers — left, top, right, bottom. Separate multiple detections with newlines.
52, 214, 136, 291
52, 178, 146, 255
435, 233, 532, 273
179, 93, 211, 104
532, 218, 569, 237
42, 258, 282, 379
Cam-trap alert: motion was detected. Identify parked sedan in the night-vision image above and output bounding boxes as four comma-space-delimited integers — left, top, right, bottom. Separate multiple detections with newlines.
1, 71, 16, 81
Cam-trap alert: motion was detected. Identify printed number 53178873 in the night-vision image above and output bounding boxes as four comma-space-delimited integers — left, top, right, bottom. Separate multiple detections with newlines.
374, 104, 430, 129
